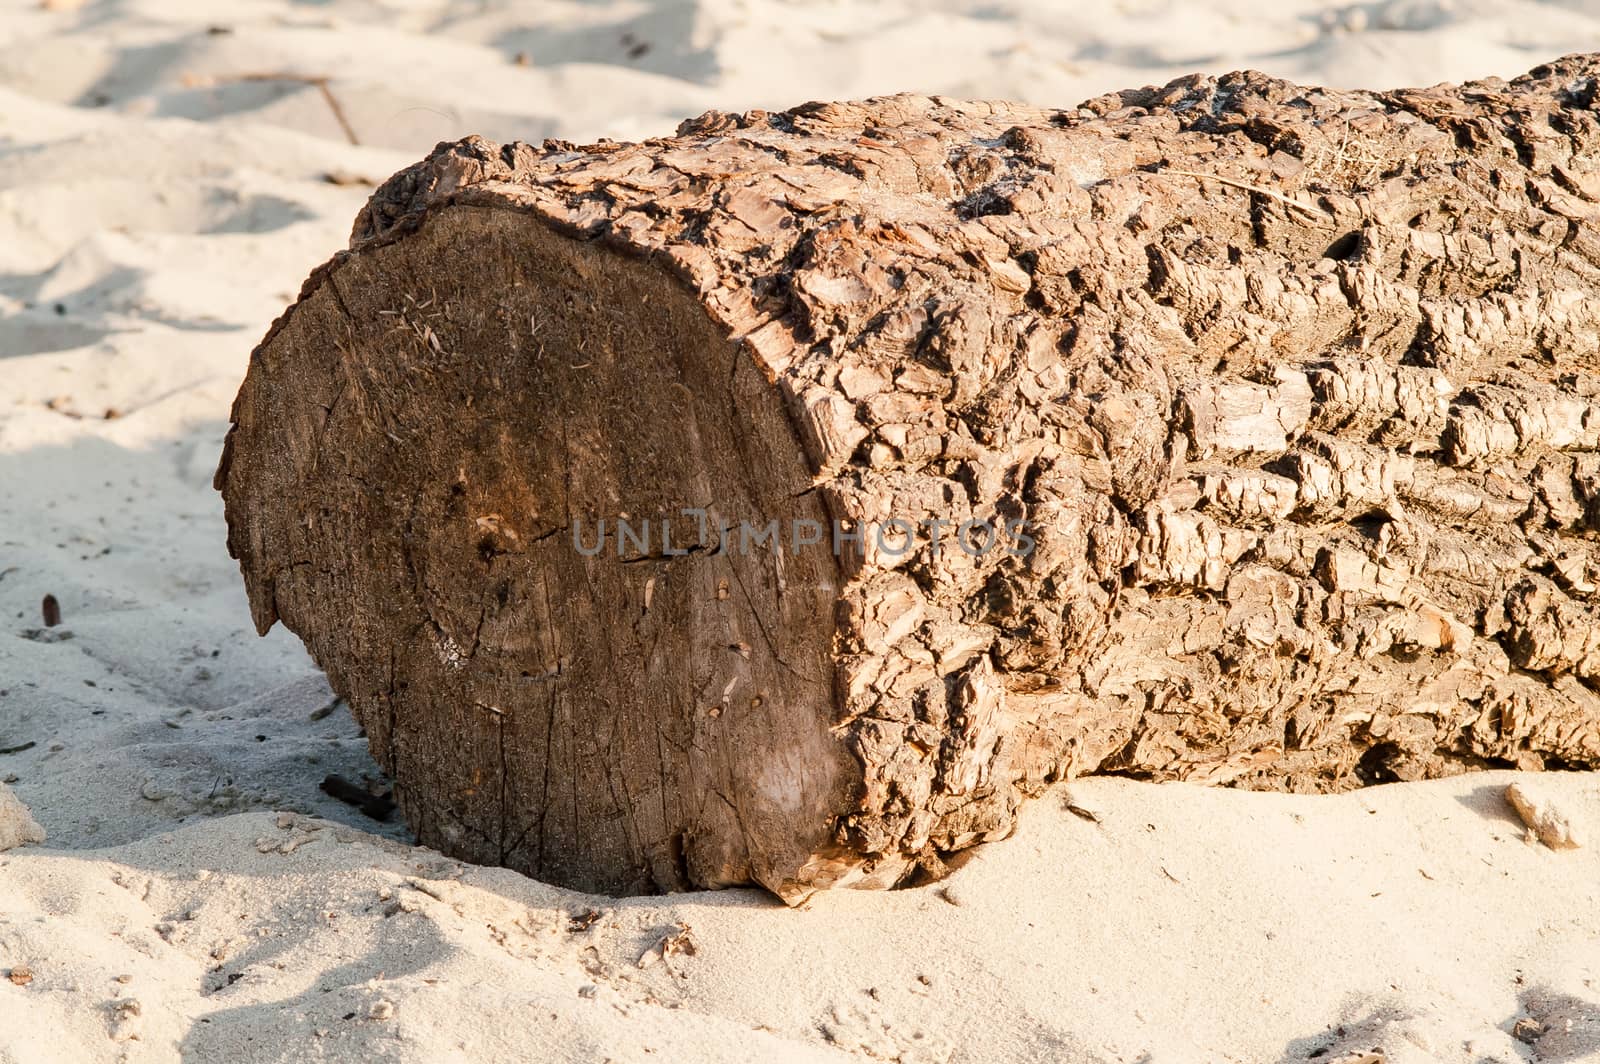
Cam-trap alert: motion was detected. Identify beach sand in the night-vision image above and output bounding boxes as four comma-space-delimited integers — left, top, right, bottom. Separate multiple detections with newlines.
3, 1, 1600, 1060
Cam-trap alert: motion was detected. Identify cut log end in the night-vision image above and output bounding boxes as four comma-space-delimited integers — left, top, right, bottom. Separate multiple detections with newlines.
220, 206, 859, 900
221, 56, 1600, 902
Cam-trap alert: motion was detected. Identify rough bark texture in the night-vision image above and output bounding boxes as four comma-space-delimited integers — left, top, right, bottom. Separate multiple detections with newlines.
219, 55, 1600, 903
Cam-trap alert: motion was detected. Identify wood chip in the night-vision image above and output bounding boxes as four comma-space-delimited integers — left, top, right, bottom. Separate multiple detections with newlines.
637, 924, 697, 968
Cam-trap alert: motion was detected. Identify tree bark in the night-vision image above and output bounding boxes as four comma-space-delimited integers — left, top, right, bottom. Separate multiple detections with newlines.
218, 55, 1600, 903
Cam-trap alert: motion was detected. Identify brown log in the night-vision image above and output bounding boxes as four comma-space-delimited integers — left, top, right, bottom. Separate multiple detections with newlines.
218, 55, 1600, 903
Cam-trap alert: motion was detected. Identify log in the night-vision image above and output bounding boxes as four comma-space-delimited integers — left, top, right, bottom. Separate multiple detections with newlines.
218, 55, 1600, 903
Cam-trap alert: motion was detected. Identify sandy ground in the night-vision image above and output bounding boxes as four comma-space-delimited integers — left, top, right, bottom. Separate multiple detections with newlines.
3, 1, 1600, 1061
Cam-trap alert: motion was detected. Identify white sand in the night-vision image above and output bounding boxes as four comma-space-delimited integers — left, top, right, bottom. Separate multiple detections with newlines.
2, 1, 1600, 1060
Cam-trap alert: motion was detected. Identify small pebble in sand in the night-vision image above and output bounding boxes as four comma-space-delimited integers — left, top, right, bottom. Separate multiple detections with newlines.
0, 783, 46, 852
369, 999, 395, 1020
1513, 1016, 1544, 1044
1506, 781, 1584, 850
568, 908, 602, 932
8, 965, 33, 986
110, 998, 142, 1040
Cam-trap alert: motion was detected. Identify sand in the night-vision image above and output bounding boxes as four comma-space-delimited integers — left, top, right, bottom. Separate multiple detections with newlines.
2, 1, 1599, 1060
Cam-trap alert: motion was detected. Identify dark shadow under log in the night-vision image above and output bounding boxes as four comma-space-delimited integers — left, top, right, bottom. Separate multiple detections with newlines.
220, 55, 1600, 902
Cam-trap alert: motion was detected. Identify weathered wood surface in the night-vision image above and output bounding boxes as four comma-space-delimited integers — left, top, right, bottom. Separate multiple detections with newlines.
219, 55, 1600, 902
